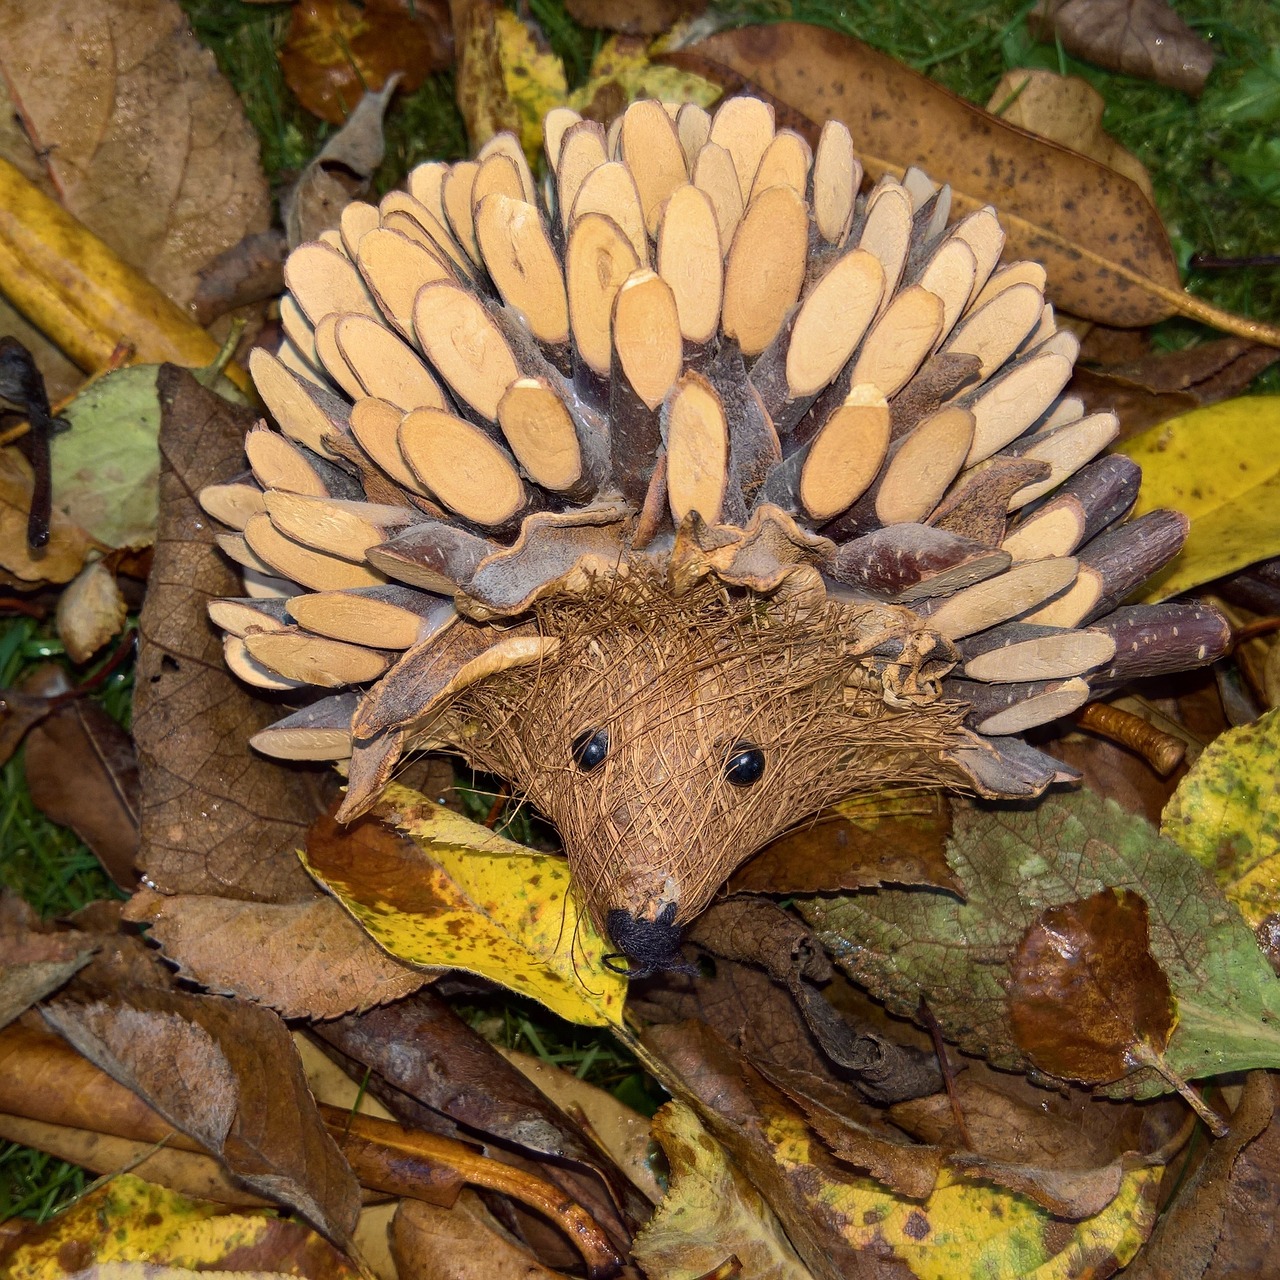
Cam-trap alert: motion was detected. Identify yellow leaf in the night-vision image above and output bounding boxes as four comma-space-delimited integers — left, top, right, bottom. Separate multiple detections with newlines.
302, 782, 627, 1026
568, 36, 721, 120
496, 9, 569, 161
1124, 395, 1280, 599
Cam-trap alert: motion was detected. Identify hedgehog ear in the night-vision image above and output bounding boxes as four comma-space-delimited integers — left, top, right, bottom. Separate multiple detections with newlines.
336, 621, 560, 821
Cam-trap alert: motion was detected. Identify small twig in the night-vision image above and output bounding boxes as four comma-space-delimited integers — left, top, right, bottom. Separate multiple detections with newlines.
917, 997, 971, 1149
1073, 703, 1186, 776
0, 597, 47, 619
1189, 253, 1280, 271
1129, 1042, 1228, 1139
1234, 616, 1280, 646
484, 783, 511, 829
0, 340, 134, 449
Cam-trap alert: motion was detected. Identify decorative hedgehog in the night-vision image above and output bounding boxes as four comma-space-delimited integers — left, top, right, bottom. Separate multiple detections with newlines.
200, 95, 1231, 977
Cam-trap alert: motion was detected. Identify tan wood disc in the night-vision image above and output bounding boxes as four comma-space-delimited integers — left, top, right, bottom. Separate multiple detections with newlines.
1007, 413, 1120, 510
279, 294, 319, 368
556, 120, 608, 235
656, 184, 723, 346
224, 634, 302, 690
472, 151, 525, 217
334, 314, 447, 413
316, 229, 346, 254
543, 106, 583, 171
964, 632, 1116, 683
812, 119, 859, 245
263, 492, 415, 563
276, 339, 325, 388
244, 629, 392, 687
284, 242, 379, 326
1025, 567, 1102, 628
964, 348, 1075, 465
243, 512, 386, 590
339, 201, 380, 258
441, 160, 481, 264
1002, 504, 1085, 562
406, 160, 450, 228
380, 189, 473, 276
800, 390, 891, 521
973, 679, 1090, 735
722, 185, 808, 357
875, 406, 975, 525
950, 207, 1006, 309
692, 141, 744, 256
971, 261, 1047, 312
565, 212, 640, 377
709, 94, 775, 200
496, 378, 583, 492
786, 248, 884, 398
250, 348, 348, 457
619, 99, 688, 236
250, 696, 356, 760
349, 397, 432, 497
750, 129, 811, 203
925, 556, 1079, 639
570, 161, 648, 266
199, 481, 265, 531
217, 532, 274, 575
356, 228, 453, 338
916, 237, 978, 345
613, 269, 683, 411
312, 313, 365, 401
849, 285, 945, 399
207, 596, 289, 637
287, 586, 450, 650
244, 425, 330, 497
676, 103, 712, 166
474, 195, 570, 348
476, 131, 537, 206
944, 280, 1045, 378
857, 181, 913, 302
665, 372, 729, 526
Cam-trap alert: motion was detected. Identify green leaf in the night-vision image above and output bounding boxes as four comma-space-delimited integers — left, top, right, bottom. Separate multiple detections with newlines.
52, 364, 162, 549
1163, 708, 1280, 930
800, 789, 1280, 1097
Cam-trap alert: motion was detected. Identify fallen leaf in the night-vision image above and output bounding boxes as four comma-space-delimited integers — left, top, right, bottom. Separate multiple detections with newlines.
1124, 396, 1280, 599
55, 560, 128, 662
303, 783, 627, 1026
191, 231, 288, 328
452, 0, 525, 151
133, 366, 326, 901
801, 789, 1280, 1097
633, 1098, 812, 1280
988, 68, 1153, 199
568, 35, 721, 126
565, 0, 706, 37
0, 896, 93, 1030
1029, 0, 1215, 95
280, 0, 452, 126
0, 446, 92, 586
1162, 708, 1280, 930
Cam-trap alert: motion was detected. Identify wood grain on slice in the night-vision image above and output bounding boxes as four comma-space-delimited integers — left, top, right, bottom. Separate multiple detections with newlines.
1002, 455, 1139, 562
497, 378, 584, 493
284, 241, 379, 325
1003, 412, 1119, 509
692, 141, 745, 256
812, 119, 860, 245
875, 406, 975, 524
441, 160, 481, 264
317, 228, 346, 254
472, 152, 526, 223
250, 693, 358, 761
950, 207, 1005, 309
709, 94, 775, 200
287, 586, 452, 650
787, 249, 884, 398
474, 195, 569, 348
334, 315, 446, 413
263, 492, 416, 562
244, 628, 393, 687
922, 555, 1079, 639
339, 202, 379, 258
619, 99, 688, 236
971, 260, 1047, 312
556, 120, 608, 236
943, 281, 1044, 378
612, 269, 682, 410
958, 676, 1090, 735
243, 512, 386, 591
960, 622, 1115, 682
849, 285, 944, 398
656, 184, 723, 345
349, 397, 432, 497
676, 103, 712, 165
962, 347, 1075, 465
799, 389, 890, 521
280, 295, 319, 368
216, 532, 275, 576
722, 185, 808, 357
250, 348, 351, 458
244, 426, 331, 497
199, 481, 265, 531
825, 524, 1011, 602
857, 180, 913, 303
207, 596, 290, 637
312, 314, 365, 401
406, 161, 450, 228
366, 521, 497, 593
356, 228, 452, 337
477, 131, 537, 206
570, 161, 648, 265
399, 408, 528, 528
914, 237, 977, 344
544, 107, 584, 172
565, 213, 640, 378
223, 634, 302, 691
750, 130, 812, 203
412, 282, 520, 421
664, 371, 729, 526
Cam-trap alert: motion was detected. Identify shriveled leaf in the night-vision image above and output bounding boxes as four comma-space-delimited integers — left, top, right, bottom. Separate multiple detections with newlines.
568, 35, 721, 126
0, 446, 91, 586
133, 366, 325, 902
1163, 708, 1280, 930
0, 1173, 359, 1278
564, 0, 706, 37
124, 886, 427, 1019
0, 897, 93, 1029
1029, 0, 1215, 95
633, 1099, 812, 1280
303, 782, 627, 1026
55, 560, 129, 663
802, 789, 1280, 1097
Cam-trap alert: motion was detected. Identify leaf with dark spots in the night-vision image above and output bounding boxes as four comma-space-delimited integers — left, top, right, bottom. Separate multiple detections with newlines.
133, 365, 328, 902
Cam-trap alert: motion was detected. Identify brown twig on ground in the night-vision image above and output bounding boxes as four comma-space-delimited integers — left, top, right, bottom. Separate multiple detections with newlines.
1073, 702, 1186, 775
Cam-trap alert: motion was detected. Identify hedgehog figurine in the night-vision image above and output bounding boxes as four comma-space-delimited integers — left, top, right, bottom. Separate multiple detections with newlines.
200, 95, 1230, 977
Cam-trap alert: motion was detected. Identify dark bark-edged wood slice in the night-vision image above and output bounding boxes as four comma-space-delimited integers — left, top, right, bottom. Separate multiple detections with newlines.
207, 595, 291, 637
664, 370, 729, 527
887, 351, 982, 440
356, 228, 454, 339
496, 377, 588, 496
919, 555, 1079, 639
798, 390, 891, 522
619, 98, 688, 236
848, 284, 945, 399
1002, 455, 1140, 562
262, 491, 418, 562
948, 732, 1079, 798
709, 94, 775, 200
928, 455, 1050, 546
750, 129, 812, 203
1088, 602, 1232, 686
243, 511, 387, 591
951, 675, 1090, 735
692, 141, 744, 256
199, 480, 266, 531
824, 524, 1011, 602
334, 314, 448, 413
284, 241, 380, 325
958, 621, 1116, 682
250, 692, 359, 760
656, 184, 723, 346
244, 627, 394, 687
366, 520, 499, 592
999, 411, 1120, 510
287, 585, 454, 650
722, 184, 809, 357
565, 212, 641, 380
570, 161, 648, 265
704, 340, 781, 511
250, 348, 352, 458
811, 118, 860, 246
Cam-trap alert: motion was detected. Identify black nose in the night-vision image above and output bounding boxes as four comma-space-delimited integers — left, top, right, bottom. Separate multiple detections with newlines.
604, 902, 691, 978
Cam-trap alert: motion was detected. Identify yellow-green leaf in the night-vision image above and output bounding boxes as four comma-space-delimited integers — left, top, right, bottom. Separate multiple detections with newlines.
302, 783, 626, 1026
568, 36, 721, 120
1124, 395, 1280, 599
496, 9, 569, 161
1163, 708, 1280, 929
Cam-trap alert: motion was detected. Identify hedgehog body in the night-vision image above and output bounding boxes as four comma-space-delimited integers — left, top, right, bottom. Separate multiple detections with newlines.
202, 94, 1230, 972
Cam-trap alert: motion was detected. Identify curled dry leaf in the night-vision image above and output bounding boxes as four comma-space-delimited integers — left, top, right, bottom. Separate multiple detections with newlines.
55, 559, 128, 662
0, 446, 91, 587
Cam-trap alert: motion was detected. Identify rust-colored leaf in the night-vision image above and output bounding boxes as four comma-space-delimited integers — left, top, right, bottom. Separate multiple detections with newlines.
564, 0, 706, 36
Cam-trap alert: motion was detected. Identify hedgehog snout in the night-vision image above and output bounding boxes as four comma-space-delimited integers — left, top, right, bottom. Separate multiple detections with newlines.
603, 901, 694, 979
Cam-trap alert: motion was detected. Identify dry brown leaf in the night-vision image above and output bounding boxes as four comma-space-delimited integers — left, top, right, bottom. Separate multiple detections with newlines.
564, 0, 706, 36
451, 0, 523, 149
0, 897, 93, 1031
55, 560, 129, 663
1029, 0, 1215, 96
0, 446, 92, 587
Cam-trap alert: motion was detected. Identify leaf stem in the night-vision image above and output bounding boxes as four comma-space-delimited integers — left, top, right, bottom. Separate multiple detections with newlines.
1129, 1042, 1228, 1138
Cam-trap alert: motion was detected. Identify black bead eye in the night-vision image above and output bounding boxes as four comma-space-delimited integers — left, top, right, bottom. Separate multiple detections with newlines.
724, 741, 765, 787
571, 727, 610, 772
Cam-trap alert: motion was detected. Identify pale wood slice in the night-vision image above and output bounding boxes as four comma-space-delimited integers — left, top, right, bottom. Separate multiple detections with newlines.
556, 120, 608, 236
250, 693, 358, 761
664, 371, 729, 526
244, 426, 331, 498
263, 491, 417, 562
399, 408, 529, 528
825, 524, 1011, 602
224, 634, 303, 691
216, 532, 274, 576
709, 94, 775, 200
412, 281, 521, 421
334, 314, 447, 413
857, 180, 913, 303
242, 568, 303, 599
472, 151, 525, 216
312, 313, 366, 401
1001, 503, 1084, 562
799, 389, 890, 521
199, 481, 265, 531
287, 585, 453, 650
1037, 394, 1085, 434
612, 269, 682, 410
962, 347, 1075, 466
441, 160, 481, 264
477, 131, 537, 206
750, 129, 811, 204
849, 285, 945, 399
366, 520, 497, 592
956, 675, 1090, 735
349, 397, 432, 497
339, 201, 380, 257
1090, 602, 1231, 686
245, 627, 393, 687
565, 212, 640, 378
943, 281, 1044, 378
381, 189, 474, 277
676, 102, 712, 166
787, 248, 884, 398
722, 185, 808, 357
474, 195, 570, 348
960, 623, 1116, 682
1004, 412, 1120, 509
406, 161, 450, 227
207, 595, 290, 637
619, 99, 688, 236
250, 348, 351, 457
243, 512, 387, 590
570, 161, 648, 265
284, 241, 379, 325
317, 229, 346, 254
914, 237, 978, 345
279, 294, 319, 367
1002, 455, 1139, 562
921, 555, 1079, 639
544, 107, 584, 172
1026, 302, 1057, 350
356, 228, 453, 339
276, 338, 328, 388
812, 119, 860, 246
875, 405, 975, 525
496, 377, 584, 493
950, 207, 1006, 309
656, 184, 723, 345
901, 165, 936, 213
971, 261, 1048, 312
1035, 329, 1080, 363
692, 141, 745, 257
